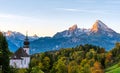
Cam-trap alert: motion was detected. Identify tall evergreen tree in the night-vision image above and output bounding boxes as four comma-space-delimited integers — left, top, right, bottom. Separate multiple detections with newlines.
0, 32, 10, 73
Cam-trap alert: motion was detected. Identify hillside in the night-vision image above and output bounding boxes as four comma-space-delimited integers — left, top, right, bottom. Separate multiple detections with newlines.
105, 63, 120, 73
29, 44, 106, 73
27, 42, 120, 73
9, 42, 120, 73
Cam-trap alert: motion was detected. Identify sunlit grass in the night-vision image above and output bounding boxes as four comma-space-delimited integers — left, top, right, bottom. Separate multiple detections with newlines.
106, 63, 120, 73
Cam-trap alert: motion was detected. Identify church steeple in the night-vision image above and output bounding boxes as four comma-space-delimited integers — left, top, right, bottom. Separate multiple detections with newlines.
23, 32, 30, 48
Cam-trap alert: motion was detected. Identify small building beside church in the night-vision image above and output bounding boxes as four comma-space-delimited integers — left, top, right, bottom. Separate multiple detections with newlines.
10, 35, 30, 68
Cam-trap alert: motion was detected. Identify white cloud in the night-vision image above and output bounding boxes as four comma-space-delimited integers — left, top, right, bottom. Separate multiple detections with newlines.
57, 8, 80, 12
57, 8, 102, 13
56, 8, 120, 15
0, 13, 25, 19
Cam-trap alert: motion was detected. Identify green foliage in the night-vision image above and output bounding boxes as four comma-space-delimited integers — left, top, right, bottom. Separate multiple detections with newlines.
30, 66, 44, 73
68, 61, 80, 73
29, 44, 108, 73
83, 63, 91, 73
110, 42, 120, 61
42, 56, 50, 72
0, 32, 10, 73
9, 68, 26, 73
17, 69, 26, 73
14, 43, 120, 73
50, 57, 68, 73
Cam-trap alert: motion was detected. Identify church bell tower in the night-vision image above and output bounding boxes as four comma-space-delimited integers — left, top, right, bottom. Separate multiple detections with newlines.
23, 33, 30, 55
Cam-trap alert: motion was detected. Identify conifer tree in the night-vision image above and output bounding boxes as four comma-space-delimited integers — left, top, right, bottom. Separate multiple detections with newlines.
0, 32, 10, 73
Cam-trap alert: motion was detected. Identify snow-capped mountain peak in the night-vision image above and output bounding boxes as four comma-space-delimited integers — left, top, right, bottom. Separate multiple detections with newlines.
69, 24, 78, 31
54, 20, 118, 38
2, 31, 39, 52
29, 34, 39, 41
5, 31, 13, 36
31, 20, 120, 53
91, 20, 109, 32
91, 20, 115, 33
33, 34, 38, 37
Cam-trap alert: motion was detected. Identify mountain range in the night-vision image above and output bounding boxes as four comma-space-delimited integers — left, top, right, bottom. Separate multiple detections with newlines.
3, 31, 39, 51
4, 20, 120, 54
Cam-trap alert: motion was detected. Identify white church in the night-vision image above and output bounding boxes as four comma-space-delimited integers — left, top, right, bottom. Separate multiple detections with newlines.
10, 35, 30, 68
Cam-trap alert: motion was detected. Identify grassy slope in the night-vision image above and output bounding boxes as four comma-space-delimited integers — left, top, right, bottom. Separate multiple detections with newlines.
105, 63, 120, 73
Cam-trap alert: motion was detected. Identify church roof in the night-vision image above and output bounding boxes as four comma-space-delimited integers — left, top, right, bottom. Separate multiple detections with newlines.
11, 47, 29, 59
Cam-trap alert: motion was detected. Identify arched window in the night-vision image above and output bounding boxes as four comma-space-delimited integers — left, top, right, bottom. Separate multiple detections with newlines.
24, 59, 26, 64
21, 60, 22, 65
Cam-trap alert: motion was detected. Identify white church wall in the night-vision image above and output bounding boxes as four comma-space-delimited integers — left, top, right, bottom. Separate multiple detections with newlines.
10, 57, 30, 68
10, 59, 23, 68
21, 57, 30, 68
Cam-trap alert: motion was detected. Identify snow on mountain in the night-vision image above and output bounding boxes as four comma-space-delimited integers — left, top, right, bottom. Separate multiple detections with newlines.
4, 31, 39, 41
4, 31, 25, 39
29, 34, 39, 41
69, 24, 78, 31
91, 20, 115, 33
54, 24, 89, 38
90, 20, 118, 37
54, 20, 118, 38
91, 20, 109, 32
30, 20, 120, 54
3, 31, 39, 52
4, 20, 120, 54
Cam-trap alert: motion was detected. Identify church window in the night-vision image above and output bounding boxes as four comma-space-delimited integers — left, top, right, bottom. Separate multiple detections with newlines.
24, 59, 26, 64
21, 60, 22, 65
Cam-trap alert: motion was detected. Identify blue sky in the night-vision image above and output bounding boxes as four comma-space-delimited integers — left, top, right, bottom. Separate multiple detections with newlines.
0, 0, 120, 36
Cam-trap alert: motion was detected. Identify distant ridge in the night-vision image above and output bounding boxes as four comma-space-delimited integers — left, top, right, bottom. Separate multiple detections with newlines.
5, 20, 120, 54
3, 31, 39, 52
30, 20, 120, 54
